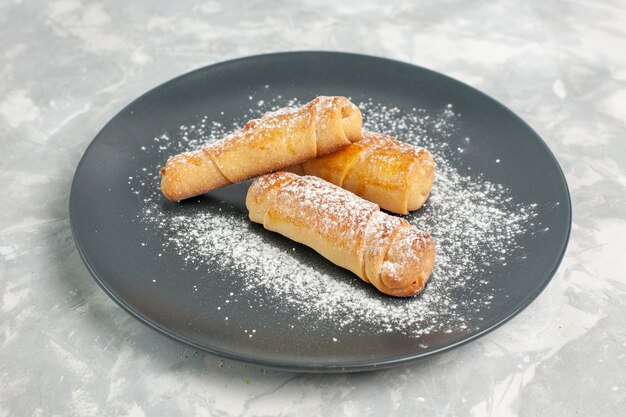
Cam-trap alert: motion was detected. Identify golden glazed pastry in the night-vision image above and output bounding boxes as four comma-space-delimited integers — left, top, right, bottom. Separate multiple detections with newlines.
246, 172, 436, 297
160, 96, 362, 201
289, 131, 435, 214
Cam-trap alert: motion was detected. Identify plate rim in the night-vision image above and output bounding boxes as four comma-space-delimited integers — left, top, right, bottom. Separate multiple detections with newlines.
69, 50, 572, 373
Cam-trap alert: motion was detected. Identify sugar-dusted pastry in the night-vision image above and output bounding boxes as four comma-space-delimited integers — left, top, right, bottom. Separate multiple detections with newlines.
160, 96, 362, 201
288, 131, 435, 214
246, 172, 436, 297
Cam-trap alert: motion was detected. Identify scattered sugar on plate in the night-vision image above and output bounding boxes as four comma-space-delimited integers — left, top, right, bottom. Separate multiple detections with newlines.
131, 96, 538, 338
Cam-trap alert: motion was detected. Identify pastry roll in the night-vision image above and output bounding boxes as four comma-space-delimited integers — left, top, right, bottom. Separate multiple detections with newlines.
160, 96, 362, 201
289, 131, 435, 214
246, 172, 436, 297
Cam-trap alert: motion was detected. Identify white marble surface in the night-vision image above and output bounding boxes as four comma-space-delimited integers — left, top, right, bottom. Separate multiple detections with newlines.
1, 0, 625, 415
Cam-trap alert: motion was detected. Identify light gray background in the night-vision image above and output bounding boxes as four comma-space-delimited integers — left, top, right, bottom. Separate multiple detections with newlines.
1, 1, 625, 416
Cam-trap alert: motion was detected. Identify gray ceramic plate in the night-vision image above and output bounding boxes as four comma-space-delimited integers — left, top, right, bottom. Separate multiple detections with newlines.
70, 52, 571, 372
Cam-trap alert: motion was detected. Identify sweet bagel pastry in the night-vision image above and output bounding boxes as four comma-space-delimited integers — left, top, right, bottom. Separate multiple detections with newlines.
289, 131, 435, 214
246, 172, 436, 297
160, 96, 362, 201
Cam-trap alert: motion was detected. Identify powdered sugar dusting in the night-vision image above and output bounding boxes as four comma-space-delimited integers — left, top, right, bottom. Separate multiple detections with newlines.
131, 96, 538, 340
272, 174, 378, 252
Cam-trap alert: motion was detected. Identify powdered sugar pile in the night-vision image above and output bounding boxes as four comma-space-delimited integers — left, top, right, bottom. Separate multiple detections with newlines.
132, 96, 537, 339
